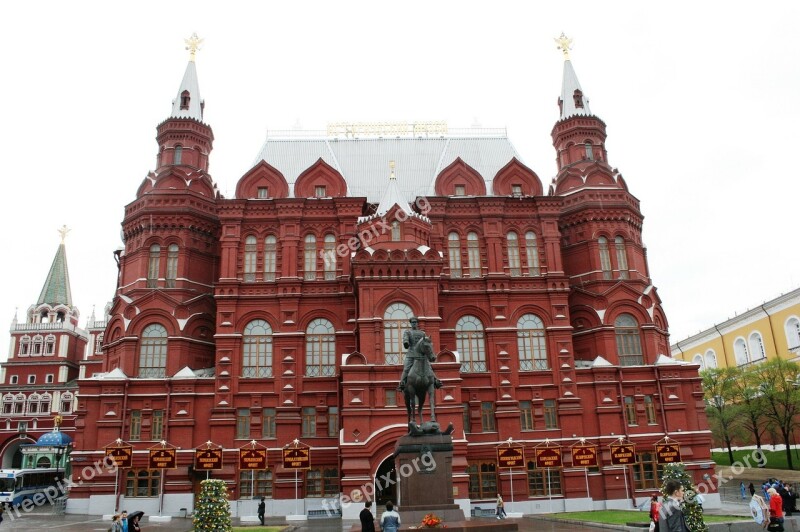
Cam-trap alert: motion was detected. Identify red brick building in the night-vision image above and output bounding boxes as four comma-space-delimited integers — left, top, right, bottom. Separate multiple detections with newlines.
63, 41, 714, 517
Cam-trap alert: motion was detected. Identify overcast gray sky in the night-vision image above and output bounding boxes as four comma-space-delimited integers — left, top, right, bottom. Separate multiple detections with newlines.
1, 1, 798, 359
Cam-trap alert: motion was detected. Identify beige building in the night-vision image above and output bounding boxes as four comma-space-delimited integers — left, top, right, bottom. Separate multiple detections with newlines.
671, 287, 800, 369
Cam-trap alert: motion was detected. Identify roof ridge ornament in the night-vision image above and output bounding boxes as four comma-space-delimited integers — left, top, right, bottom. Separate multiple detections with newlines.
185, 32, 203, 62
555, 32, 573, 61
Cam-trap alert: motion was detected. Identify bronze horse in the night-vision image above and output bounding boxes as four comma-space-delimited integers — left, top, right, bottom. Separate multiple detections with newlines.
404, 335, 437, 425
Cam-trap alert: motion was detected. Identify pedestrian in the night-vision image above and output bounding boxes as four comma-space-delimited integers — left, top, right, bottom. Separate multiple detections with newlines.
496, 494, 507, 519
658, 479, 688, 532
767, 487, 784, 532
741, 481, 747, 500
359, 501, 376, 532
109, 514, 123, 532
120, 510, 129, 532
130, 515, 141, 532
750, 483, 756, 497
649, 493, 661, 532
257, 497, 266, 525
380, 502, 401, 532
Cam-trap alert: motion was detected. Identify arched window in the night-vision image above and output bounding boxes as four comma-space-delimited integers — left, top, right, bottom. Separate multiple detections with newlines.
615, 314, 643, 366
692, 354, 704, 368
32, 335, 43, 356
448, 232, 462, 278
242, 320, 273, 378
584, 141, 593, 160
19, 336, 30, 356
615, 237, 629, 279
507, 232, 521, 277
704, 349, 718, 369
323, 234, 336, 280
2, 394, 13, 415
391, 221, 401, 241
384, 303, 414, 365
733, 337, 749, 366
785, 317, 800, 351
139, 324, 168, 378
525, 231, 540, 276
180, 90, 190, 110
43, 335, 55, 355
13, 394, 24, 414
147, 244, 161, 288
598, 238, 611, 280
305, 319, 335, 377
456, 316, 486, 373
517, 314, 548, 370
173, 145, 183, 165
264, 235, 277, 281
39, 393, 51, 414
304, 235, 317, 280
748, 332, 766, 361
166, 244, 179, 288
60, 392, 73, 414
467, 232, 480, 277
27, 393, 40, 415
244, 235, 257, 282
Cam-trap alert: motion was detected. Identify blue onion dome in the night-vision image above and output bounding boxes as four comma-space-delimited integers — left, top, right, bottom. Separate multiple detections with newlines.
36, 430, 73, 446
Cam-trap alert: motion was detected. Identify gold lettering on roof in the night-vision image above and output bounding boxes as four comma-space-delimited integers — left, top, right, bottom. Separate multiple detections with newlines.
326, 121, 448, 138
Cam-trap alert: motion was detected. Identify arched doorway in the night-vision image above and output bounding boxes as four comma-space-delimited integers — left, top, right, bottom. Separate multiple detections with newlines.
375, 456, 397, 506
2, 439, 30, 469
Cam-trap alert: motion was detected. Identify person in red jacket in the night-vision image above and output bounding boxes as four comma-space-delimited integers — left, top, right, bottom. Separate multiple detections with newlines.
767, 487, 784, 531
649, 494, 662, 532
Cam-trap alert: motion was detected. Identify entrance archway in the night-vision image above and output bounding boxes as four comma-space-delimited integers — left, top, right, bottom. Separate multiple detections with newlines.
374, 455, 397, 506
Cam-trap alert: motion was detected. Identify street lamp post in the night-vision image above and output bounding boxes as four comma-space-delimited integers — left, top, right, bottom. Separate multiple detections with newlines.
55, 446, 64, 492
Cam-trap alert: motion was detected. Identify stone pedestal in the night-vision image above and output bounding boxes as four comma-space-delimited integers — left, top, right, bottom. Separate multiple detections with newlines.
394, 430, 465, 524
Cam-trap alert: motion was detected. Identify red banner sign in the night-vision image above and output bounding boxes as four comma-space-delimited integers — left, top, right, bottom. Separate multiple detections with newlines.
571, 444, 598, 468
282, 447, 311, 470
195, 448, 223, 471
655, 443, 681, 464
105, 445, 133, 468
148, 448, 177, 469
239, 448, 268, 470
609, 443, 636, 465
534, 447, 562, 468
497, 447, 525, 469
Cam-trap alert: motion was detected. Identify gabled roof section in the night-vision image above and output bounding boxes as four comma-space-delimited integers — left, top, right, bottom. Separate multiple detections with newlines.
170, 60, 204, 122
37, 241, 72, 307
374, 165, 413, 217
251, 130, 519, 202
559, 60, 593, 120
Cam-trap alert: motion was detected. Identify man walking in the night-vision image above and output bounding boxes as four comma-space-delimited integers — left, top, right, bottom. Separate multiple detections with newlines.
359, 501, 376, 532
257, 497, 266, 525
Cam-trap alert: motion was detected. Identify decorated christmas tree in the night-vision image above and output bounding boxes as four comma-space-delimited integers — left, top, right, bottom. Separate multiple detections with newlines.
660, 463, 708, 532
193, 479, 232, 532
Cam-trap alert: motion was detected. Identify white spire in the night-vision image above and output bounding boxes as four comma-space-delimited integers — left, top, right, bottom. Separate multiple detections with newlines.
170, 34, 204, 121
374, 161, 413, 217
555, 34, 592, 120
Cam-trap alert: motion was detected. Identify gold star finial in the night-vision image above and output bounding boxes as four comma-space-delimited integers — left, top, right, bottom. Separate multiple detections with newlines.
185, 33, 203, 62
58, 225, 71, 244
555, 32, 573, 60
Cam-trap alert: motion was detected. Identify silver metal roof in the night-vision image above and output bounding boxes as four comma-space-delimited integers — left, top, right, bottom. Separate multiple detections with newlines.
250, 130, 521, 202
170, 61, 204, 121
559, 59, 593, 120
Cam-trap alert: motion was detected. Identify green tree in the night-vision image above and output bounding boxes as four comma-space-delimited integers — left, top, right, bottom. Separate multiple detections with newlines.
751, 358, 800, 470
193, 478, 232, 532
701, 367, 741, 463
728, 365, 768, 464
660, 463, 708, 532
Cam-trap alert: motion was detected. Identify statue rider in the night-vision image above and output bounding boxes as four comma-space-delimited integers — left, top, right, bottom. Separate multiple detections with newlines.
398, 317, 443, 391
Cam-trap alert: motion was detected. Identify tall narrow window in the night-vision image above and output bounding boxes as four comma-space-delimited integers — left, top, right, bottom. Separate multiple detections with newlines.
507, 232, 521, 276
19, 337, 30, 355
598, 237, 611, 280
644, 396, 657, 425
304, 235, 317, 280
244, 235, 257, 282
525, 231, 540, 276
615, 237, 628, 279
456, 315, 486, 372
323, 234, 336, 280
481, 402, 496, 432
463, 404, 472, 434
733, 338, 749, 366
60, 393, 73, 414
704, 349, 718, 369
517, 314, 548, 370
584, 141, 593, 160
544, 399, 558, 429
173, 145, 183, 165
786, 317, 800, 351
383, 303, 413, 365
242, 320, 273, 378
520, 400, 533, 431
624, 396, 637, 426
44, 335, 55, 355
305, 319, 335, 377
448, 232, 462, 278
152, 410, 164, 440
236, 408, 250, 439
391, 221, 401, 241
302, 407, 316, 437
573, 89, 584, 109
262, 408, 276, 438
180, 90, 190, 110
147, 244, 160, 288
139, 324, 167, 378
615, 314, 643, 366
264, 235, 277, 281
130, 410, 142, 441
467, 232, 480, 277
32, 335, 43, 355
166, 244, 178, 288
328, 406, 339, 437
749, 332, 766, 361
